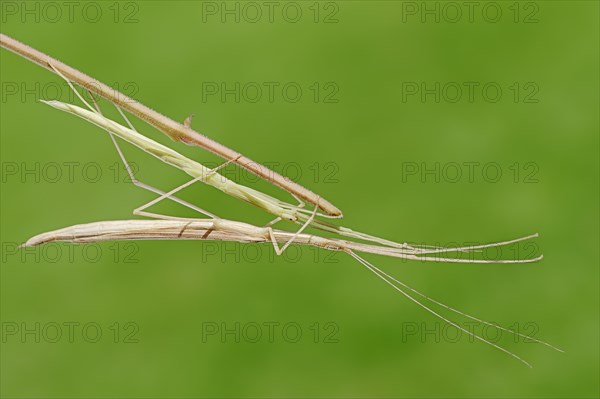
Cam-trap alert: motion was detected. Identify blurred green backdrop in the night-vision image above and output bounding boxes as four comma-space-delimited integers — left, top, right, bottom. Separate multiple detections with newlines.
1, 1, 598, 398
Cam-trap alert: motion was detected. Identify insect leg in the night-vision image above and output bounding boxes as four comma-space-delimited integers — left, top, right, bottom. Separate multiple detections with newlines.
267, 198, 320, 256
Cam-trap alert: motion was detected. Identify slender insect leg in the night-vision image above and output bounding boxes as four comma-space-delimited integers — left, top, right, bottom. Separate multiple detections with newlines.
133, 155, 242, 220
267, 198, 320, 256
291, 193, 306, 209
205, 154, 242, 177
110, 104, 219, 218
50, 66, 214, 219
98, 96, 217, 218
167, 152, 243, 233
53, 65, 215, 220
49, 63, 95, 113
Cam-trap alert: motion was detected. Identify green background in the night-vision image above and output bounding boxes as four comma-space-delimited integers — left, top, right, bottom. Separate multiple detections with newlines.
1, 1, 598, 397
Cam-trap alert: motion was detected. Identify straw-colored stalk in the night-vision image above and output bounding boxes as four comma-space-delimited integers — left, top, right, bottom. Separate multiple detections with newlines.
20, 218, 542, 264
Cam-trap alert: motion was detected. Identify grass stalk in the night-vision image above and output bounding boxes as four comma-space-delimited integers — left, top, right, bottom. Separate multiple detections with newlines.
0, 33, 342, 217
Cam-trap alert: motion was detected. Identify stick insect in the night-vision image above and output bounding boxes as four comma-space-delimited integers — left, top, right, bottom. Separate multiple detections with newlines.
39, 65, 455, 256
21, 218, 561, 368
3, 37, 562, 367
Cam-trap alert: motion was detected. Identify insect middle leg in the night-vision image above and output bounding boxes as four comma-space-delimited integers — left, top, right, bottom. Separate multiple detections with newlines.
266, 198, 320, 256
52, 64, 215, 221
